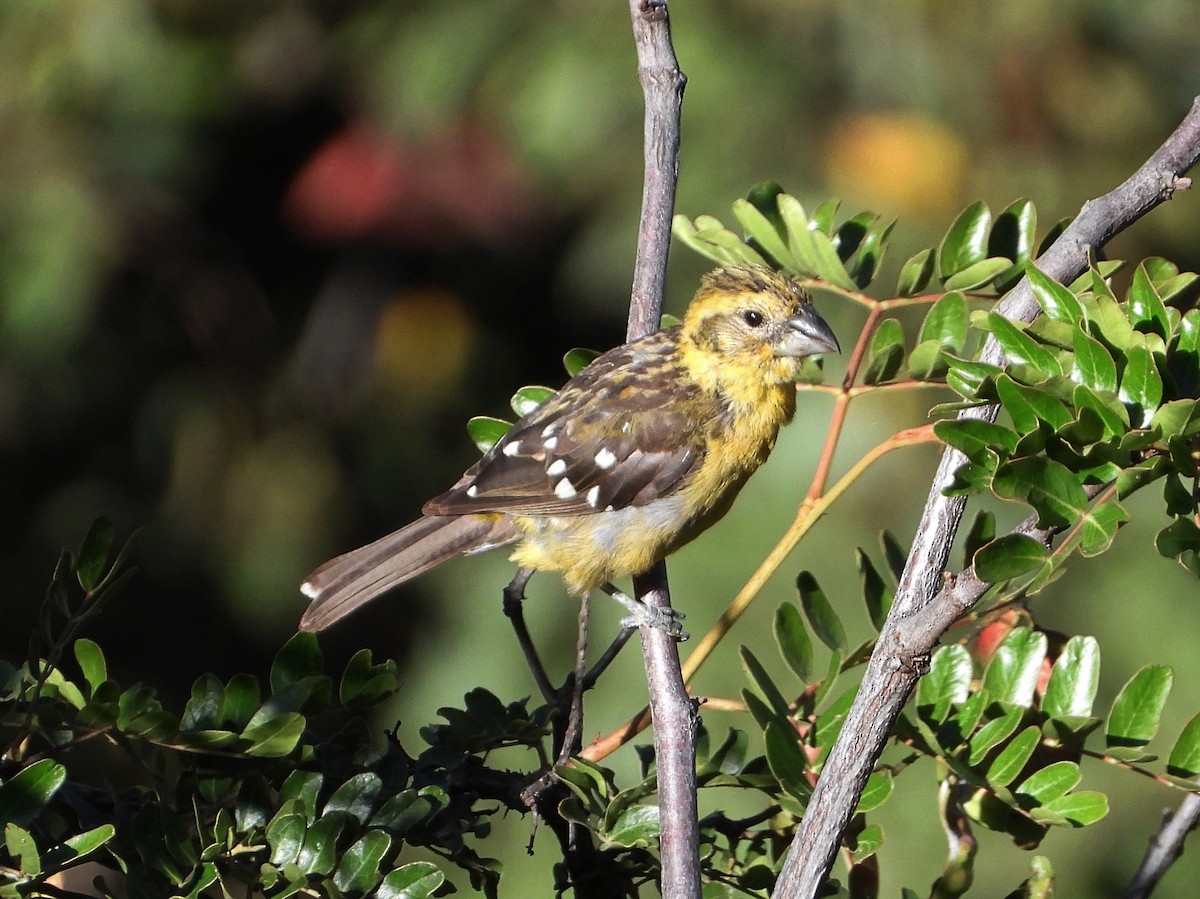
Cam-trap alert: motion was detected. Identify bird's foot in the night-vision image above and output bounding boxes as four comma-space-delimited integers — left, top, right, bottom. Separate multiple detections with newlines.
604, 586, 688, 640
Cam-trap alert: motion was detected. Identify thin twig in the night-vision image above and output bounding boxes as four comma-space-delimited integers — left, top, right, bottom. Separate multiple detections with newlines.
1123, 790, 1200, 899
625, 2, 695, 898
772, 96, 1200, 899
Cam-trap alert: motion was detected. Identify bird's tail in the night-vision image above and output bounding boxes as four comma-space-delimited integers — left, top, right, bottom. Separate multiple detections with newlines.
299, 514, 520, 632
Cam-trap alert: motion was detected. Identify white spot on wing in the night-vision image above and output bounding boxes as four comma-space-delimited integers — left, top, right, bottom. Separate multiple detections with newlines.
503, 441, 521, 457
554, 478, 576, 499
586, 485, 601, 507
595, 447, 617, 469
547, 459, 567, 476
543, 436, 558, 451
466, 485, 479, 497
542, 423, 559, 438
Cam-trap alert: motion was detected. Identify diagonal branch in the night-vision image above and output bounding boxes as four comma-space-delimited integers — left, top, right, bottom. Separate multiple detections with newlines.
772, 96, 1200, 899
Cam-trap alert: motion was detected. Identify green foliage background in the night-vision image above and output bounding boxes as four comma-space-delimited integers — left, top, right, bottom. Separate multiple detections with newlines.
4, 1, 1200, 895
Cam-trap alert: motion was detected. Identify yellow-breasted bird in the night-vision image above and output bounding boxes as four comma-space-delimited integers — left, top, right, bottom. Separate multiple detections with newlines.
299, 265, 839, 633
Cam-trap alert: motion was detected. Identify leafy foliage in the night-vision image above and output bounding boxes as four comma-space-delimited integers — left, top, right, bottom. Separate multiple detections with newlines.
7, 188, 1200, 898
0, 525, 520, 897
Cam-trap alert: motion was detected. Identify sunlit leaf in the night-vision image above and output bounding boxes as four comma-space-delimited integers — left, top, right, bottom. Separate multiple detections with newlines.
1042, 636, 1100, 719
1107, 665, 1173, 747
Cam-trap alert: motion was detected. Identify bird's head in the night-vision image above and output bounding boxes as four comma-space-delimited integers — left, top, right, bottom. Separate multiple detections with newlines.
681, 265, 840, 384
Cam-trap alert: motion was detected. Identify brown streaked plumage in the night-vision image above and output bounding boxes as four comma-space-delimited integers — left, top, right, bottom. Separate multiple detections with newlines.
300, 265, 838, 632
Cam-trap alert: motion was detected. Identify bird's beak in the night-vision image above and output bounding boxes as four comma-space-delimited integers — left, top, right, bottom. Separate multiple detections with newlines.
778, 305, 840, 357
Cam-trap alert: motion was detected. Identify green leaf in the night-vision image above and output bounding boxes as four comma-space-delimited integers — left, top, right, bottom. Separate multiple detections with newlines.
1078, 501, 1129, 557
773, 602, 812, 683
993, 457, 1089, 530
855, 770, 894, 813
510, 385, 554, 418
333, 830, 392, 893
982, 627, 1047, 707
995, 375, 1038, 433
673, 214, 767, 267
1042, 636, 1100, 719
796, 571, 846, 650
76, 518, 115, 592
972, 534, 1048, 582
0, 760, 67, 829
739, 647, 791, 721
1128, 263, 1171, 338
325, 772, 383, 824
1017, 761, 1081, 806
1152, 400, 1200, 440
945, 257, 1012, 292
841, 214, 894, 288
935, 419, 1018, 460
340, 649, 400, 708
777, 194, 855, 288
917, 645, 972, 711
374, 862, 446, 899
266, 811, 306, 867
270, 633, 323, 694
733, 198, 799, 271
1093, 294, 1137, 351
297, 813, 343, 875
604, 804, 660, 848
74, 638, 107, 693
989, 199, 1037, 280
181, 674, 224, 732
862, 318, 905, 384
1119, 344, 1164, 427
897, 247, 936, 297
987, 725, 1041, 787
1073, 384, 1128, 436
856, 549, 893, 632
1155, 517, 1200, 562
968, 704, 1025, 765
222, 673, 261, 730
764, 721, 812, 802
1042, 791, 1108, 826
5, 823, 39, 876
1071, 324, 1118, 392
563, 347, 601, 377
850, 822, 884, 863
242, 712, 306, 757
939, 201, 991, 279
466, 415, 513, 454
1027, 266, 1084, 323
1168, 712, 1200, 777
1108, 665, 1173, 747
918, 291, 969, 351
988, 314, 1062, 375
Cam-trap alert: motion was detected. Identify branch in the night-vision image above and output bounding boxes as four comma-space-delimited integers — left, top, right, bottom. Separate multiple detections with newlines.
625, 3, 695, 899
1123, 790, 1200, 899
772, 96, 1200, 899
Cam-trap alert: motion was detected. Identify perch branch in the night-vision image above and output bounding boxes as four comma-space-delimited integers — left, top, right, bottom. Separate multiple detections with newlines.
625, 3, 695, 899
772, 95, 1200, 899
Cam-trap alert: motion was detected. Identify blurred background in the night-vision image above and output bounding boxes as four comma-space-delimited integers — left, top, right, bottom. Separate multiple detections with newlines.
4, 0, 1200, 894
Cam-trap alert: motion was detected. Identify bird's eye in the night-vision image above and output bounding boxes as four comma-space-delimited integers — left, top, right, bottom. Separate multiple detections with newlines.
742, 309, 764, 327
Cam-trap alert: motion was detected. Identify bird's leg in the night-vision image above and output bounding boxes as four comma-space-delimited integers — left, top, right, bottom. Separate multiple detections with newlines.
599, 582, 688, 640
502, 567, 556, 702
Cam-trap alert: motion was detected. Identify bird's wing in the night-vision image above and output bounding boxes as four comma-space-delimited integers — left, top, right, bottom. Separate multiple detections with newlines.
424, 331, 708, 517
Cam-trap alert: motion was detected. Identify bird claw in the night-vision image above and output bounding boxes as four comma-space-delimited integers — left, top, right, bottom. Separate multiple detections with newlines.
618, 605, 689, 640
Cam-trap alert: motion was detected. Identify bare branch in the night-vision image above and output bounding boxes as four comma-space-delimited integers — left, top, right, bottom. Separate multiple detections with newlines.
772, 96, 1200, 899
1123, 791, 1200, 899
625, 2, 697, 898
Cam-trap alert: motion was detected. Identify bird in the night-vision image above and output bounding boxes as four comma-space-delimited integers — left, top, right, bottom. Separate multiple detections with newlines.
299, 264, 839, 634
